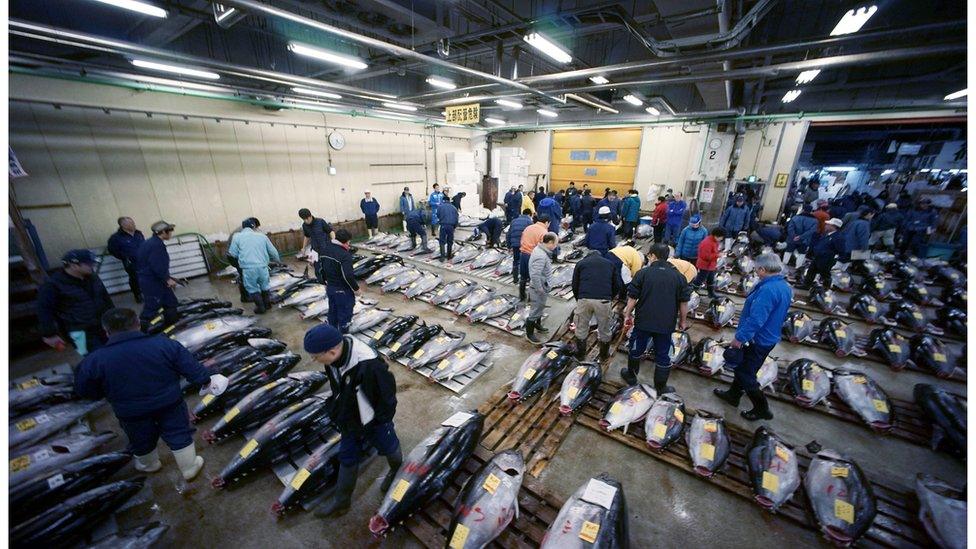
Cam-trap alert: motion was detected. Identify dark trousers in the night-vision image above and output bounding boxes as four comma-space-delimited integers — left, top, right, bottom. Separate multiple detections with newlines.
803, 259, 834, 287
327, 288, 355, 334
628, 328, 672, 367
365, 214, 378, 229
140, 287, 178, 330
621, 221, 635, 238
726, 342, 776, 391
314, 260, 327, 284
693, 269, 717, 296
512, 249, 522, 282
901, 230, 929, 257
519, 252, 530, 282
653, 225, 665, 243
123, 261, 142, 301
439, 224, 456, 256
118, 400, 195, 455
338, 421, 400, 466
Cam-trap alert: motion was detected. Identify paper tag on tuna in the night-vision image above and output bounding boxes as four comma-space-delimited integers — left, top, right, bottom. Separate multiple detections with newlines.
201, 394, 215, 405
703, 421, 717, 433
867, 305, 877, 313
449, 524, 470, 549
413, 349, 425, 359
523, 368, 537, 380
163, 325, 176, 334
437, 360, 450, 370
802, 379, 815, 392
16, 418, 37, 432
703, 352, 713, 362
579, 521, 600, 543
700, 443, 715, 461
652, 422, 667, 439
547, 351, 559, 360
151, 314, 163, 324
576, 366, 587, 375
674, 409, 684, 422
290, 468, 311, 490
454, 350, 466, 359
205, 322, 217, 331
391, 342, 402, 352
630, 391, 647, 403
277, 288, 286, 295
717, 306, 725, 312
475, 305, 485, 312
581, 478, 617, 509
373, 330, 384, 340
830, 466, 849, 478
934, 353, 947, 362
762, 471, 779, 493
17, 378, 40, 390
775, 446, 790, 462
853, 376, 867, 384
482, 473, 501, 494
442, 412, 473, 427
223, 407, 240, 422
567, 386, 579, 399
609, 402, 623, 415
919, 287, 928, 294
875, 282, 884, 289
391, 479, 410, 502
887, 344, 901, 353
46, 473, 66, 489
834, 499, 854, 524
437, 290, 445, 296
240, 439, 259, 458
913, 312, 924, 319
872, 399, 889, 413
834, 329, 846, 339
511, 313, 520, 321
10, 455, 30, 472
793, 320, 804, 328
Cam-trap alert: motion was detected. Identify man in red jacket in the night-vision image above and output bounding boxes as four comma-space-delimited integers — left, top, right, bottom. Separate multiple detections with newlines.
651, 196, 668, 243
693, 227, 726, 297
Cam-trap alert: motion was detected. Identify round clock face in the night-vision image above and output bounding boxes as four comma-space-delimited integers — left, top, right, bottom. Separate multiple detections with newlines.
709, 137, 723, 150
329, 132, 345, 150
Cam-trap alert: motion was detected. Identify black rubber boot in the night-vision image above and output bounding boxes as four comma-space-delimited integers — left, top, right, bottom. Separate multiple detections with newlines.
251, 293, 266, 314
537, 320, 549, 333
314, 462, 358, 518
599, 341, 611, 361
261, 291, 272, 312
379, 447, 403, 493
519, 281, 527, 302
447, 242, 454, 260
526, 320, 543, 343
620, 357, 639, 385
741, 389, 774, 421
574, 337, 587, 360
714, 380, 744, 407
437, 244, 446, 262
653, 366, 674, 394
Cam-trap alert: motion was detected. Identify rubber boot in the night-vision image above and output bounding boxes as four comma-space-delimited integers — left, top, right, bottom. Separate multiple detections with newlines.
239, 286, 251, 303
173, 444, 204, 481
574, 337, 587, 359
447, 242, 454, 260
794, 253, 806, 268
251, 293, 266, 315
261, 291, 272, 312
379, 447, 403, 493
537, 320, 550, 333
599, 341, 611, 361
519, 281, 527, 302
713, 380, 744, 407
134, 448, 162, 473
653, 365, 674, 394
315, 462, 358, 518
437, 244, 446, 262
525, 320, 543, 343
620, 357, 639, 385
741, 389, 774, 421
782, 252, 792, 265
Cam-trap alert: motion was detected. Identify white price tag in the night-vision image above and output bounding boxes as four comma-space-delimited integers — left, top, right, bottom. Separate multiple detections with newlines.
581, 478, 618, 510
442, 412, 473, 427
47, 473, 66, 489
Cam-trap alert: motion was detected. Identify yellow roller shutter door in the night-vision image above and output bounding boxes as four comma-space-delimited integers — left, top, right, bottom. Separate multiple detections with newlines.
550, 128, 642, 195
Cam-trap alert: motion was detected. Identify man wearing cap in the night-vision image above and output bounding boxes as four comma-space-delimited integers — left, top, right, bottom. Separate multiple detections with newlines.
361, 190, 381, 238
228, 218, 280, 314
399, 187, 414, 231
585, 206, 617, 257
900, 197, 939, 257
303, 323, 401, 518
299, 208, 334, 284
136, 221, 180, 332
663, 192, 687, 244
675, 215, 707, 263
37, 249, 114, 355
74, 307, 227, 480
870, 203, 903, 251
518, 214, 550, 302
719, 194, 751, 250
802, 218, 846, 288
106, 217, 145, 303
783, 205, 819, 267
436, 198, 460, 261
321, 229, 362, 333
428, 183, 444, 237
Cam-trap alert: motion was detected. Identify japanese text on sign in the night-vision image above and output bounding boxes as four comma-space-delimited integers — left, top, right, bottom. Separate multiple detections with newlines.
445, 103, 481, 124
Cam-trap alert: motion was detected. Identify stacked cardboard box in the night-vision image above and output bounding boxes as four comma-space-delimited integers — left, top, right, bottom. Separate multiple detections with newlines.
491, 147, 530, 199
445, 151, 481, 210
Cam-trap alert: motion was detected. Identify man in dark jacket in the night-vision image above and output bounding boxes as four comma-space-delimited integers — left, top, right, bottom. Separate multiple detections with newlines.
900, 197, 939, 257
869, 203, 902, 251
538, 197, 563, 234
568, 190, 583, 232
136, 221, 179, 333
452, 191, 466, 211
508, 209, 533, 284
360, 190, 381, 238
320, 229, 361, 333
572, 249, 623, 360
299, 208, 334, 284
437, 200, 460, 261
719, 194, 751, 250
585, 206, 616, 256
37, 249, 114, 355
405, 208, 433, 254
473, 216, 504, 248
75, 307, 226, 480
503, 188, 522, 223
619, 190, 641, 238
621, 244, 691, 392
579, 190, 596, 231
106, 216, 145, 303
305, 323, 400, 518
783, 205, 819, 267
802, 218, 846, 288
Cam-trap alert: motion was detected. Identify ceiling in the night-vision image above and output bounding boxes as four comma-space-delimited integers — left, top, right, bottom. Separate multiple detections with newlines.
8, 0, 969, 128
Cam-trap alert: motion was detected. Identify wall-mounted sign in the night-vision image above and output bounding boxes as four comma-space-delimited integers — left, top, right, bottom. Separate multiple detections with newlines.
445, 103, 480, 124
700, 187, 715, 203
774, 173, 789, 188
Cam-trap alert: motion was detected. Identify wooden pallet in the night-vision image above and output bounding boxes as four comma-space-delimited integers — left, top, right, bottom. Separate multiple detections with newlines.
576, 380, 935, 549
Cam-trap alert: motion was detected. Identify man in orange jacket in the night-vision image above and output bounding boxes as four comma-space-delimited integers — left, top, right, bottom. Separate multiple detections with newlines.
518, 214, 550, 302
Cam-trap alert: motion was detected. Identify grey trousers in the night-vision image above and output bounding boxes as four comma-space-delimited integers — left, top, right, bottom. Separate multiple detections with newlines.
575, 298, 612, 342
527, 285, 547, 321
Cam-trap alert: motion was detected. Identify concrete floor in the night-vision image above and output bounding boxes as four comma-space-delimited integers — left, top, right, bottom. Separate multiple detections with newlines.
11, 252, 966, 548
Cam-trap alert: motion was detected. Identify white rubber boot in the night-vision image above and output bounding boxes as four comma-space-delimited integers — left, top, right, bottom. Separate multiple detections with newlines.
173, 444, 204, 481
782, 252, 792, 265
134, 448, 162, 473
794, 253, 806, 268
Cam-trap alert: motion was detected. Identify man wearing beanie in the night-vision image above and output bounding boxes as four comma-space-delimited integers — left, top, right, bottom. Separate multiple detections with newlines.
304, 323, 401, 518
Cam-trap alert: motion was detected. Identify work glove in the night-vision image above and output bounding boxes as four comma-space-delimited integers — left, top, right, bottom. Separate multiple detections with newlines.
200, 374, 229, 396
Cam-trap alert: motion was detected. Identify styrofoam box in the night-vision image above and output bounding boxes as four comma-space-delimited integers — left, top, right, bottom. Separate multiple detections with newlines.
446, 152, 475, 163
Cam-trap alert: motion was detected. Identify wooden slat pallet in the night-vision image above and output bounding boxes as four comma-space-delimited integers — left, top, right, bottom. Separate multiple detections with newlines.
575, 380, 935, 549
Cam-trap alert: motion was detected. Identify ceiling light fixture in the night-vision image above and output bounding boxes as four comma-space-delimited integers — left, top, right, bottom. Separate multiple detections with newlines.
824, 166, 857, 172
782, 89, 801, 103
589, 76, 609, 85
426, 76, 457, 90
286, 98, 341, 108
565, 93, 619, 114
484, 117, 506, 125
110, 72, 229, 92
523, 32, 572, 64
382, 102, 419, 112
623, 94, 643, 106
830, 5, 878, 36
287, 42, 368, 70
130, 59, 220, 80
291, 86, 342, 100
90, 0, 167, 17
645, 106, 660, 116
495, 99, 523, 109
944, 88, 968, 101
796, 69, 821, 85
537, 108, 558, 118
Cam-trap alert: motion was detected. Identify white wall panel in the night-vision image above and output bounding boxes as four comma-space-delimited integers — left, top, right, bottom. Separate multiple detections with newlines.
170, 117, 229, 235
202, 119, 252, 238
633, 125, 706, 208
129, 114, 196, 233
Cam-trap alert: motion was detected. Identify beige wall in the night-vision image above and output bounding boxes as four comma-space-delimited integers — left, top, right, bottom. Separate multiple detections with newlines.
734, 121, 809, 221
633, 124, 707, 207
501, 130, 551, 182
9, 74, 478, 259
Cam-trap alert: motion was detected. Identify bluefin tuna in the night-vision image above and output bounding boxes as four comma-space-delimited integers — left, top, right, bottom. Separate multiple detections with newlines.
694, 337, 725, 376
467, 294, 517, 323
662, 331, 691, 365
191, 327, 273, 361
782, 310, 815, 343
371, 315, 419, 348
429, 341, 492, 382
686, 291, 701, 313
705, 297, 735, 328
381, 269, 422, 293
10, 401, 106, 449
87, 522, 170, 549
493, 260, 513, 277
540, 474, 628, 549
365, 232, 389, 245
198, 346, 269, 379
643, 393, 685, 451
746, 427, 799, 512
450, 245, 482, 266
739, 272, 759, 294
271, 430, 347, 516
862, 273, 894, 300
369, 412, 484, 536
712, 271, 732, 292
831, 271, 853, 292
558, 363, 603, 415
786, 359, 831, 407
508, 343, 576, 402
851, 259, 882, 277
804, 450, 876, 546
300, 299, 330, 320
470, 248, 506, 270
887, 301, 927, 332
849, 293, 883, 324
899, 279, 934, 305
929, 265, 965, 286
915, 474, 967, 549
600, 384, 656, 433
914, 383, 966, 456
866, 327, 910, 369
403, 273, 442, 299
431, 279, 477, 305
9, 373, 76, 415
388, 324, 443, 359
563, 248, 585, 261
367, 263, 410, 285
146, 299, 234, 333
889, 261, 922, 282
353, 254, 402, 278
936, 307, 966, 337
807, 284, 837, 313
454, 287, 495, 315
910, 335, 954, 378
191, 352, 301, 421
686, 412, 730, 477
349, 308, 394, 334
172, 316, 258, 354
504, 303, 533, 331
280, 284, 327, 308
756, 356, 778, 390
549, 265, 574, 288
444, 449, 524, 549
9, 431, 116, 487
942, 285, 966, 309
736, 255, 755, 275
817, 317, 856, 357
407, 331, 466, 369
832, 370, 893, 431
267, 271, 307, 293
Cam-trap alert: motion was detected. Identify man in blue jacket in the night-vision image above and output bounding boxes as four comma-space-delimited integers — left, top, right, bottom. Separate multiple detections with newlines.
674, 215, 708, 262
841, 206, 875, 268
900, 197, 939, 257
802, 218, 846, 288
503, 187, 521, 223
607, 190, 621, 223
585, 206, 616, 257
719, 193, 751, 250
75, 307, 227, 480
405, 208, 433, 254
136, 220, 180, 333
579, 189, 596, 231
714, 253, 792, 420
472, 216, 505, 248
869, 203, 903, 251
538, 196, 563, 234
399, 187, 414, 231
228, 217, 281, 314
107, 216, 145, 303
320, 229, 362, 333
507, 209, 533, 284
782, 205, 819, 267
663, 193, 687, 244
428, 183, 445, 237
37, 249, 114, 356
360, 190, 381, 238
568, 190, 582, 232
619, 190, 641, 238
436, 199, 460, 261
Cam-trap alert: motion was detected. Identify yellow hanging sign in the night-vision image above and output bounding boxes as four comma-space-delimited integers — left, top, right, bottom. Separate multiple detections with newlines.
445, 103, 481, 125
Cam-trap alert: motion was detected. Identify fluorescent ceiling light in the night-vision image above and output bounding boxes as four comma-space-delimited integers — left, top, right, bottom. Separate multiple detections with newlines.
291, 86, 342, 100
426, 76, 457, 90
565, 93, 619, 114
944, 88, 967, 101
495, 99, 523, 109
782, 89, 801, 103
90, 0, 167, 17
484, 117, 506, 125
372, 112, 416, 122
287, 42, 368, 70
825, 166, 857, 172
130, 59, 220, 80
589, 76, 609, 85
623, 94, 643, 106
107, 72, 228, 92
537, 108, 558, 118
286, 98, 341, 108
796, 70, 821, 85
645, 106, 660, 116
830, 5, 878, 36
523, 32, 572, 64
382, 102, 419, 112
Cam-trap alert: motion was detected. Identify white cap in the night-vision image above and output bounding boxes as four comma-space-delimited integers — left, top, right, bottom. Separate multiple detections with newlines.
826, 218, 843, 228
598, 206, 611, 215
364, 189, 372, 194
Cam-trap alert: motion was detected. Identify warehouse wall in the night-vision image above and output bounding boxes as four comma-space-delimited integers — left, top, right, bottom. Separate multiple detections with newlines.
734, 121, 809, 221
632, 124, 709, 207
8, 74, 479, 260
501, 130, 551, 183
550, 128, 643, 195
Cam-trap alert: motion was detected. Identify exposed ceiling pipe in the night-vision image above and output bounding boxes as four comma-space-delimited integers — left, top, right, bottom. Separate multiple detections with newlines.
717, 0, 733, 110
218, 0, 565, 104
8, 19, 396, 102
